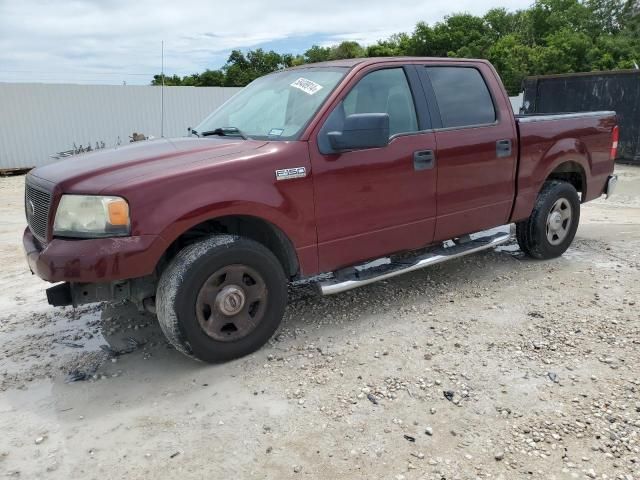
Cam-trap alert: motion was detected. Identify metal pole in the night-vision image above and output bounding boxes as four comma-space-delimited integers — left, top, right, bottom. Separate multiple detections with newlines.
161, 40, 165, 138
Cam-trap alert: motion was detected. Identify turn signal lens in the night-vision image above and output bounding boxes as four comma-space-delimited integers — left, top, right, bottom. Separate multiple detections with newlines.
610, 125, 619, 161
107, 198, 130, 226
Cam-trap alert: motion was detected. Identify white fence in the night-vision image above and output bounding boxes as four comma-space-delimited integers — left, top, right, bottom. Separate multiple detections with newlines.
0, 84, 242, 169
0, 83, 526, 170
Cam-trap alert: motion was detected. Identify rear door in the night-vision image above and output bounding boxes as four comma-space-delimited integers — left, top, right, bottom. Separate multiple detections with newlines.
309, 65, 438, 272
418, 63, 518, 241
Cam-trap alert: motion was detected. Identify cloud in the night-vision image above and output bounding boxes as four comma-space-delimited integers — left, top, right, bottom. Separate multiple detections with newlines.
0, 0, 532, 84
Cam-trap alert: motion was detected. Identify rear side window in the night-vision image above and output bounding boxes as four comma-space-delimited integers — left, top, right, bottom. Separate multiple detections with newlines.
426, 67, 496, 128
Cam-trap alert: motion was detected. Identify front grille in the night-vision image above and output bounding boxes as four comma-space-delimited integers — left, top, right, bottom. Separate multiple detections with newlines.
25, 182, 52, 241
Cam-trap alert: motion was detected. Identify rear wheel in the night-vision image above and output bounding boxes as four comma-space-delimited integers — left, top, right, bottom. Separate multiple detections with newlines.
516, 180, 580, 259
156, 235, 287, 362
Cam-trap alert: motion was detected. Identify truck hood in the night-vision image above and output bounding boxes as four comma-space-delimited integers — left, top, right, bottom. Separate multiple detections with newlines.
30, 137, 267, 193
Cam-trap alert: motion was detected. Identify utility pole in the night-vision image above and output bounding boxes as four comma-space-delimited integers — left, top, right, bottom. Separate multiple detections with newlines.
161, 40, 165, 138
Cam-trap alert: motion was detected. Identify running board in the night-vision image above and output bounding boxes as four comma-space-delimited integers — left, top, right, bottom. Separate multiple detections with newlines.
317, 226, 513, 296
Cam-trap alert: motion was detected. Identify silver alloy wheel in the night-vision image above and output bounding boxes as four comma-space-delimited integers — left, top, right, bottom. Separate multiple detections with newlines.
546, 198, 572, 245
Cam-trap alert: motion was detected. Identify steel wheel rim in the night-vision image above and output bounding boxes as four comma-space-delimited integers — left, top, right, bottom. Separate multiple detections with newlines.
545, 198, 572, 246
195, 264, 268, 342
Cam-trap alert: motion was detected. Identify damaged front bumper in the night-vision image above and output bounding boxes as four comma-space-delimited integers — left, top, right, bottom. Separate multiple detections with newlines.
23, 227, 165, 308
46, 281, 135, 307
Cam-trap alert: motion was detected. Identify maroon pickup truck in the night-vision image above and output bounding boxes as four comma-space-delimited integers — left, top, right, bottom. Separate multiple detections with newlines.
23, 57, 618, 362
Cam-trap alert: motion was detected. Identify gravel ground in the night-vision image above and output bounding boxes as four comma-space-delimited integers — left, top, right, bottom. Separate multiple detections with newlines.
0, 166, 639, 480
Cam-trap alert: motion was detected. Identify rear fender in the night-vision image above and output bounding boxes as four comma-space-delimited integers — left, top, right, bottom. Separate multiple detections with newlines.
510, 137, 591, 222
541, 138, 592, 182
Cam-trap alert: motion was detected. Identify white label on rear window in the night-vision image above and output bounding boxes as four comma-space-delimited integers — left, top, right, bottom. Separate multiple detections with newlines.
290, 77, 323, 95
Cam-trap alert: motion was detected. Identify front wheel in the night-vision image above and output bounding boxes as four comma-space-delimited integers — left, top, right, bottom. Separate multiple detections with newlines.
516, 180, 580, 259
156, 235, 287, 362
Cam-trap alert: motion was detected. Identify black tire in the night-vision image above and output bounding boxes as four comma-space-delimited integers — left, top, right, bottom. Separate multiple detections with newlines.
156, 234, 287, 362
516, 180, 580, 259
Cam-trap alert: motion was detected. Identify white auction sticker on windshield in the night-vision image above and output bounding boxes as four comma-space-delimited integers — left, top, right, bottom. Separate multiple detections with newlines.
290, 77, 323, 95
268, 128, 284, 137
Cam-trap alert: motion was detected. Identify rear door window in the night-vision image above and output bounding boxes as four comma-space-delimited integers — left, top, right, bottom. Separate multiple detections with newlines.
426, 67, 496, 128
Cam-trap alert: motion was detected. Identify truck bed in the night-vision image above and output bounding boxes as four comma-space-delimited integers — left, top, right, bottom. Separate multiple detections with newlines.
510, 110, 617, 223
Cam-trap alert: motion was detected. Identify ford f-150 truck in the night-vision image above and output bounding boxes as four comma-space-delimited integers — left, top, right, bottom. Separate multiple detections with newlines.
23, 57, 619, 362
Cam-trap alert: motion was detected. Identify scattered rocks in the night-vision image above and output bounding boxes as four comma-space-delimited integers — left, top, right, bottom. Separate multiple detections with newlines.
1, 171, 640, 478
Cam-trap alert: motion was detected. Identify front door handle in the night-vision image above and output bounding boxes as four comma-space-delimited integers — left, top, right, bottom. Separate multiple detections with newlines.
496, 139, 512, 158
413, 150, 435, 171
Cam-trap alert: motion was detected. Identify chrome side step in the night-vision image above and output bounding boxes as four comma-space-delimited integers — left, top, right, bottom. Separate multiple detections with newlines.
317, 226, 513, 295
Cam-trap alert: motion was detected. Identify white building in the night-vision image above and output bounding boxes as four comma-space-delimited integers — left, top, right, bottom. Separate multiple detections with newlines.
0, 84, 242, 170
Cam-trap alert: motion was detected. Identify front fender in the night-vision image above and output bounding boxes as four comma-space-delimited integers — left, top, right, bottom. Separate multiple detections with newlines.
115, 141, 318, 275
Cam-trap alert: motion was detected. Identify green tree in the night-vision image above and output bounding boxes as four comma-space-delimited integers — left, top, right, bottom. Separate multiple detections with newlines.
585, 0, 629, 34
488, 35, 546, 93
303, 45, 332, 63
153, 0, 640, 92
330, 41, 365, 59
543, 28, 593, 73
366, 33, 411, 57
222, 48, 290, 86
407, 22, 436, 56
484, 8, 518, 38
151, 74, 183, 86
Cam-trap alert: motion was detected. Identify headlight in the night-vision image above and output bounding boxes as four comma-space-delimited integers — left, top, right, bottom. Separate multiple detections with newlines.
53, 195, 130, 238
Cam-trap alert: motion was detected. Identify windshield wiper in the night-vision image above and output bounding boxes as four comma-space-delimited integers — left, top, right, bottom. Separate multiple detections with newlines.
200, 127, 249, 140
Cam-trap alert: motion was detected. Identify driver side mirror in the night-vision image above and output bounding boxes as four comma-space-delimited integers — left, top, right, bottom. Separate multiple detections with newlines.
327, 113, 390, 152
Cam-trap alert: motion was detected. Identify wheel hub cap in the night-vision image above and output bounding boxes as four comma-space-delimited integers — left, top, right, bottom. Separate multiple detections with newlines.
545, 198, 572, 246
195, 264, 268, 342
215, 285, 246, 316
548, 211, 563, 231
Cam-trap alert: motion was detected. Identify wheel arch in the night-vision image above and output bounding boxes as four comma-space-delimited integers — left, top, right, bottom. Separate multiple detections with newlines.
157, 215, 300, 280
537, 135, 591, 191
510, 150, 590, 223
544, 160, 587, 199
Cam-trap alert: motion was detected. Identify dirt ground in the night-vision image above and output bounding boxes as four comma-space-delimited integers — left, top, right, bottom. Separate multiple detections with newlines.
0, 166, 639, 480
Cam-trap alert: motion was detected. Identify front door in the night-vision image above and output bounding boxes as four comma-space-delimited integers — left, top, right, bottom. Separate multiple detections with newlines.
309, 66, 438, 272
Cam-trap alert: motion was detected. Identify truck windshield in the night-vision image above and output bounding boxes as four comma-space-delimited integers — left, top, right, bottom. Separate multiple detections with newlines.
193, 67, 347, 141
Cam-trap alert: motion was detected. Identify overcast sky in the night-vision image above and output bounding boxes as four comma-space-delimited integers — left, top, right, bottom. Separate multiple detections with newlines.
0, 0, 532, 85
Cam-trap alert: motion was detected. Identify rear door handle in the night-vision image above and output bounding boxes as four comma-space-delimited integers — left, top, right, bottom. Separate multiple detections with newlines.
413, 150, 435, 171
496, 139, 512, 158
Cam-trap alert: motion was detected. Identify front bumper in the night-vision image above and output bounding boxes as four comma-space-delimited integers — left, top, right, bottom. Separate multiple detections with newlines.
23, 227, 167, 284
604, 174, 618, 198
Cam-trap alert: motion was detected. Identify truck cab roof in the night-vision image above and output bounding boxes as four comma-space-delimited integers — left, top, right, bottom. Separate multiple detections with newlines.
287, 57, 493, 70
